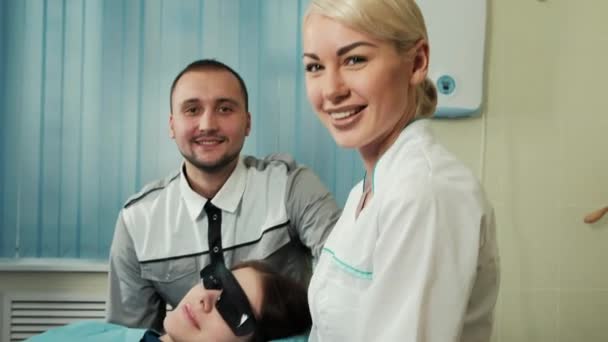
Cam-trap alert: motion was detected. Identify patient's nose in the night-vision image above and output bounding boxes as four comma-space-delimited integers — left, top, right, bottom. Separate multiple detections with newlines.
201, 290, 220, 313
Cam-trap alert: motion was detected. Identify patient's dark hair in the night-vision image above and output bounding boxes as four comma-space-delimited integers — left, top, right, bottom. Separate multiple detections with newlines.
232, 261, 312, 341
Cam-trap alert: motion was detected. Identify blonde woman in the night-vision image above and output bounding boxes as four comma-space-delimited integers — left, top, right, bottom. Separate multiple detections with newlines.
302, 0, 499, 341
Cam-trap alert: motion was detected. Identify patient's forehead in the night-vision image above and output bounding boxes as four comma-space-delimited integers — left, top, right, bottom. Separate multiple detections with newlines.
233, 267, 264, 318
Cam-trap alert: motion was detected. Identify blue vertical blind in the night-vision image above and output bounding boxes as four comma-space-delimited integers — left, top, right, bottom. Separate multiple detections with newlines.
0, 0, 363, 260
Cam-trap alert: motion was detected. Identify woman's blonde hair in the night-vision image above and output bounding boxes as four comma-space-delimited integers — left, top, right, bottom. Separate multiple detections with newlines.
306, 0, 437, 118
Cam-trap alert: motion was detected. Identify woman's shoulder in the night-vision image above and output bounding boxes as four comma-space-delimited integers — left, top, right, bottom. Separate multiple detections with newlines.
378, 129, 482, 198
376, 137, 489, 217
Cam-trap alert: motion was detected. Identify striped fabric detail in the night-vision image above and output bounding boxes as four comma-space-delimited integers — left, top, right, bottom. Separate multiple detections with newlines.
322, 248, 372, 280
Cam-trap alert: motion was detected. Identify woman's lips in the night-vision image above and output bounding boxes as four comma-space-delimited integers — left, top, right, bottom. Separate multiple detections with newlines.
183, 303, 201, 330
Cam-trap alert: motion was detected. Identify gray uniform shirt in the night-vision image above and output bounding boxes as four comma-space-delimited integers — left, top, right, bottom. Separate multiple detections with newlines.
106, 154, 340, 330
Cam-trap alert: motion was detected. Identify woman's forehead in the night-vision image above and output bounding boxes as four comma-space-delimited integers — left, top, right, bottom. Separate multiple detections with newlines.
304, 14, 367, 43
302, 13, 389, 57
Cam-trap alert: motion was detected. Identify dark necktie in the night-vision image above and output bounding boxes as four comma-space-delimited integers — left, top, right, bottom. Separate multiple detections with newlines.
204, 201, 225, 265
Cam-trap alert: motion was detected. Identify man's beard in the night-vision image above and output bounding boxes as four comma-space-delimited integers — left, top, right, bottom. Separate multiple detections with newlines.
182, 149, 240, 174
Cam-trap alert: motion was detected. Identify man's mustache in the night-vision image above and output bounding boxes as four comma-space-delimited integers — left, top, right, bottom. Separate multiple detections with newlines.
191, 133, 226, 142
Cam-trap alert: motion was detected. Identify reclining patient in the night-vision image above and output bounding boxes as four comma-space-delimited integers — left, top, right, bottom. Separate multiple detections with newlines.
27, 261, 311, 342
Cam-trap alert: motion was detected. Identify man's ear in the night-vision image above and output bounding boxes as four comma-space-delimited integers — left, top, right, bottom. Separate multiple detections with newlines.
409, 39, 430, 86
169, 114, 175, 139
245, 112, 251, 136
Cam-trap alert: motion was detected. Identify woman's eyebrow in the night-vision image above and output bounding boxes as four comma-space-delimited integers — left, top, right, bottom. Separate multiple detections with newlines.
336, 41, 377, 56
302, 41, 378, 60
302, 52, 319, 60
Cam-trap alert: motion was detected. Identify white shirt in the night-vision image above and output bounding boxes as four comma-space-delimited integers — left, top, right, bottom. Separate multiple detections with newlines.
107, 154, 341, 330
308, 120, 499, 342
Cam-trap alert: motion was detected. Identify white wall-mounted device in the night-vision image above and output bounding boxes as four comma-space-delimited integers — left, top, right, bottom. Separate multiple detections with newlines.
418, 0, 487, 118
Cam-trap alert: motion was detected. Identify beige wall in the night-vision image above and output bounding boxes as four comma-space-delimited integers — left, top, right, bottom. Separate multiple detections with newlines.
431, 0, 608, 341
2, 1, 608, 341
0, 272, 107, 296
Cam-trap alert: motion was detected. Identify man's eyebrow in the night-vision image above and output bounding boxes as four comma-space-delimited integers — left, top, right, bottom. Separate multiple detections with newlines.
179, 98, 242, 108
179, 98, 199, 108
302, 41, 378, 60
216, 98, 241, 107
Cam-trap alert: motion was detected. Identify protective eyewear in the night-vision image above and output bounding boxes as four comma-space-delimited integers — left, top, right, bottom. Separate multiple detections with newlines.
200, 263, 257, 336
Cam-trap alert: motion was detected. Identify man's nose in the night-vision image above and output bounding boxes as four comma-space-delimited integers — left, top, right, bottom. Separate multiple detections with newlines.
198, 110, 218, 131
322, 70, 349, 104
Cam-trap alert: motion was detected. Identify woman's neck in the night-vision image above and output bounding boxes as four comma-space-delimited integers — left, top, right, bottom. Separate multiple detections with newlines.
359, 108, 415, 178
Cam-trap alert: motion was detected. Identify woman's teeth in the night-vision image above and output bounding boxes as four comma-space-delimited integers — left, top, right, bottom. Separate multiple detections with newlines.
330, 108, 361, 120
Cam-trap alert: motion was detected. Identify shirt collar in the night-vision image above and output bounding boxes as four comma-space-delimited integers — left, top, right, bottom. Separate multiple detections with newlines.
211, 158, 246, 214
179, 159, 247, 221
180, 166, 207, 221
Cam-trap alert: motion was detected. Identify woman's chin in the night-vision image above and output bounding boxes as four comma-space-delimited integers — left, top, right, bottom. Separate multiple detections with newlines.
162, 314, 176, 336
163, 312, 190, 338
332, 133, 364, 150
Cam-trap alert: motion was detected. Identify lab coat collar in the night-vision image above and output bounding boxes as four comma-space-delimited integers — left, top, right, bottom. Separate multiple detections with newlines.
373, 119, 432, 189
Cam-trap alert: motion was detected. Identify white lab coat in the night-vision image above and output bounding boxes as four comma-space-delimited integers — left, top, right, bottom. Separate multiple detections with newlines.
308, 119, 499, 342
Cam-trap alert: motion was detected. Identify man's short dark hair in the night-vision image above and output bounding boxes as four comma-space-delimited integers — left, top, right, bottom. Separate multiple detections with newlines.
170, 59, 249, 112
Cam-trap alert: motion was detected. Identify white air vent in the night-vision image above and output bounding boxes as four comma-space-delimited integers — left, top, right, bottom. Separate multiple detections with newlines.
0, 292, 106, 342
